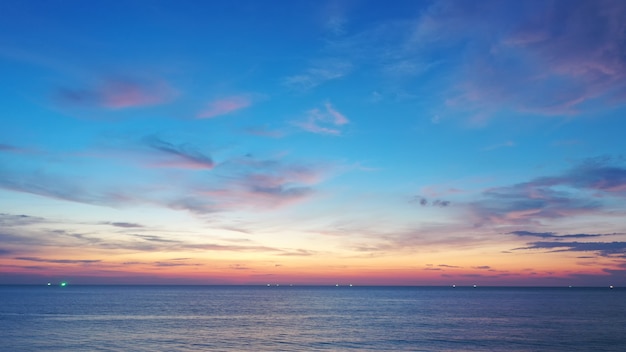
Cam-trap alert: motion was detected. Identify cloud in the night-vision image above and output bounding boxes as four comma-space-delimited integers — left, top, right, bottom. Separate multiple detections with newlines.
197, 95, 252, 119
0, 143, 24, 153
508, 231, 604, 239
143, 135, 215, 169
15, 256, 102, 264
411, 196, 451, 207
56, 77, 176, 110
515, 241, 626, 257
199, 157, 326, 211
294, 102, 350, 135
0, 168, 132, 206
107, 222, 143, 228
284, 60, 352, 91
468, 157, 626, 226
418, 0, 626, 118
0, 213, 47, 227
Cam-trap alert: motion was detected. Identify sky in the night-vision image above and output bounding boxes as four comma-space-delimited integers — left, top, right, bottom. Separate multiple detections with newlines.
1, 0, 626, 286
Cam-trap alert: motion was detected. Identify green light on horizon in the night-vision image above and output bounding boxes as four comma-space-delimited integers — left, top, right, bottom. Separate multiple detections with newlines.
60, 282, 67, 287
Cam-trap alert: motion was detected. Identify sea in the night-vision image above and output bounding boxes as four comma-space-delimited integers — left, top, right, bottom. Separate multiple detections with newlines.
1, 285, 625, 351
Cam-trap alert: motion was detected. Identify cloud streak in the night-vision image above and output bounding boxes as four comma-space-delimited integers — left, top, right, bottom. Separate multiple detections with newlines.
197, 95, 252, 119
15, 257, 102, 264
515, 241, 626, 258
284, 60, 352, 91
508, 231, 605, 239
143, 135, 215, 169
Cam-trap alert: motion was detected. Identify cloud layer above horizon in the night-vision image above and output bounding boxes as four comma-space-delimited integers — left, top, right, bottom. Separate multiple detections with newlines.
1, 0, 625, 285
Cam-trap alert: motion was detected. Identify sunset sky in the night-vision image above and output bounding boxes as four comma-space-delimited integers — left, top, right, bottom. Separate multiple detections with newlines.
1, 0, 626, 286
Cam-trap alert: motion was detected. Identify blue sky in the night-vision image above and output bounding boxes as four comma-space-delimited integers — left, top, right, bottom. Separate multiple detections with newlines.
1, 0, 626, 285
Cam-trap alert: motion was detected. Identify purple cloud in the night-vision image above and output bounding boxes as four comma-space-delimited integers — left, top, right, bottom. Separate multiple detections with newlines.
413, 0, 626, 120
469, 157, 626, 225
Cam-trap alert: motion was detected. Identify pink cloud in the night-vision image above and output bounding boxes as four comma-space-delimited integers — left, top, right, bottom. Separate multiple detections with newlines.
56, 77, 176, 110
100, 80, 174, 109
197, 96, 251, 119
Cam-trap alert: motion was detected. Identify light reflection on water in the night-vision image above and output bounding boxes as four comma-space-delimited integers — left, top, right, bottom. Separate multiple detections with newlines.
1, 286, 625, 351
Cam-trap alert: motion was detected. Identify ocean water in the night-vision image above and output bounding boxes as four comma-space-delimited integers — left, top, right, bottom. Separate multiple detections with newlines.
1, 286, 625, 351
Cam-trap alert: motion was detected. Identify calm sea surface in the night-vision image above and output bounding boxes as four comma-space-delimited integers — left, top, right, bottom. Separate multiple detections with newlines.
1, 285, 625, 351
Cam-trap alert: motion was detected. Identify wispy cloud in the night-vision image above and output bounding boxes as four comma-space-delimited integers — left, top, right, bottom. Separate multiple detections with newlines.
15, 256, 101, 264
284, 60, 352, 91
56, 76, 176, 110
0, 168, 133, 206
482, 141, 515, 151
416, 0, 626, 119
105, 222, 144, 228
294, 102, 350, 135
0, 213, 47, 227
143, 135, 215, 169
198, 156, 328, 211
197, 95, 252, 119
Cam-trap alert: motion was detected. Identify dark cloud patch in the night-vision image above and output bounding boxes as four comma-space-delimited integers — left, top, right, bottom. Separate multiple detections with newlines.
508, 230, 605, 239
411, 196, 451, 207
143, 135, 214, 169
0, 143, 25, 153
15, 256, 101, 264
516, 241, 626, 257
555, 157, 626, 194
473, 266, 491, 270
0, 248, 13, 256
438, 264, 461, 268
424, 267, 442, 271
